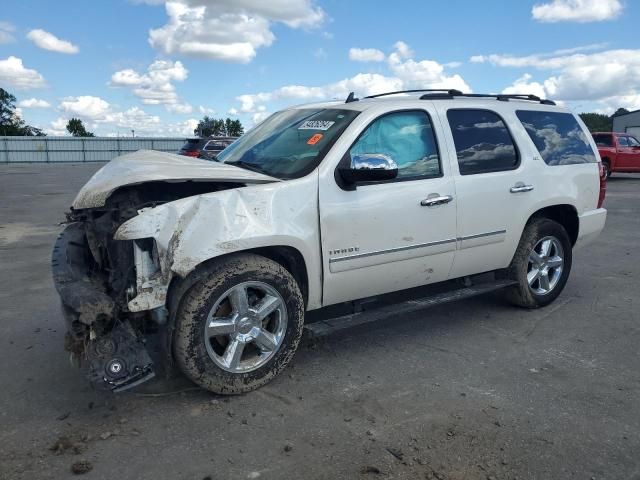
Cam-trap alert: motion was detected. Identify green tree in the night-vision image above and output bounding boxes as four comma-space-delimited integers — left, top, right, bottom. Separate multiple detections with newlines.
612, 107, 630, 117
0, 87, 45, 136
579, 113, 612, 132
66, 118, 95, 137
194, 116, 244, 137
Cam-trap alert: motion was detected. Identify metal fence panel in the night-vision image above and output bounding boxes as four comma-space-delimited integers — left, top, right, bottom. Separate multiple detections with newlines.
0, 136, 188, 163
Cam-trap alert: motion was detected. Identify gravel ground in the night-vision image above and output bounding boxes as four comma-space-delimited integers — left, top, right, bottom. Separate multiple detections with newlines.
1, 163, 639, 480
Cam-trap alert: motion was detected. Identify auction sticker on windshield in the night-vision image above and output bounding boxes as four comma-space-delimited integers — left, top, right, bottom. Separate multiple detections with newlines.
298, 120, 335, 130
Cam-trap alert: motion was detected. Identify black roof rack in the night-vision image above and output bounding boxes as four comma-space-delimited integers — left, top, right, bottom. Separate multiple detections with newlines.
418, 91, 556, 105
357, 88, 555, 105
365, 89, 463, 99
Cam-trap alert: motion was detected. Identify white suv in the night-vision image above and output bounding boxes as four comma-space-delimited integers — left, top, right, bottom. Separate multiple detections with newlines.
52, 89, 607, 394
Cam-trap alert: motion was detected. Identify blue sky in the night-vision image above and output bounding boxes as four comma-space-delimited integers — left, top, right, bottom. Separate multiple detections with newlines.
0, 0, 637, 136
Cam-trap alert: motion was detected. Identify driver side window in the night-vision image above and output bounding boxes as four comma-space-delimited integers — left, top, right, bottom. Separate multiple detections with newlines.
627, 136, 640, 147
349, 110, 441, 181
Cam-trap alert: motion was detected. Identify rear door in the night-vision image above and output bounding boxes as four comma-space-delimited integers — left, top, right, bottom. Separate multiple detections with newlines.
435, 105, 535, 278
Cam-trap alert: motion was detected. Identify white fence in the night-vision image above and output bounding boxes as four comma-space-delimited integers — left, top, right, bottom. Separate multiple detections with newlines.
0, 136, 188, 163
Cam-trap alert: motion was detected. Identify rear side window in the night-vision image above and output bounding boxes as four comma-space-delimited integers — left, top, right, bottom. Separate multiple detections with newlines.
618, 136, 629, 146
447, 109, 519, 175
516, 111, 597, 165
593, 134, 613, 147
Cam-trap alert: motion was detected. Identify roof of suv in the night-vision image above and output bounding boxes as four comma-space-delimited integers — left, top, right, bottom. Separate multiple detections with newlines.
289, 90, 570, 114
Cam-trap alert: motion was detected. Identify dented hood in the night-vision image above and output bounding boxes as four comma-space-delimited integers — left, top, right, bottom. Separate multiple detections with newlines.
72, 150, 279, 209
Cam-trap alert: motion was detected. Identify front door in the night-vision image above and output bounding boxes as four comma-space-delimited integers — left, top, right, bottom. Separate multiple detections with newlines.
319, 107, 457, 306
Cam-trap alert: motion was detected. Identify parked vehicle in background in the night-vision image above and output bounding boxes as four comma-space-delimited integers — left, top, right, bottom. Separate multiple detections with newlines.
198, 137, 237, 161
592, 132, 640, 177
178, 137, 236, 159
52, 89, 607, 395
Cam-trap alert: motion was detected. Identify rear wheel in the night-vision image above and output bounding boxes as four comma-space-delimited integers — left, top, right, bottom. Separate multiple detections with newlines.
174, 253, 304, 394
602, 160, 611, 178
502, 218, 572, 308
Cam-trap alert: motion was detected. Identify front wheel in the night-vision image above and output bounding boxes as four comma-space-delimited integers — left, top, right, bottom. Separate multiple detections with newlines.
502, 218, 572, 308
174, 253, 305, 394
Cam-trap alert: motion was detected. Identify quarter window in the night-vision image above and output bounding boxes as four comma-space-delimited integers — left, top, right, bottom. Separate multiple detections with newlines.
349, 110, 441, 181
516, 110, 597, 165
447, 110, 519, 175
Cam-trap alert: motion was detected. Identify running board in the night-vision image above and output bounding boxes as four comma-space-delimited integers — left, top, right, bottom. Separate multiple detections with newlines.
304, 279, 517, 337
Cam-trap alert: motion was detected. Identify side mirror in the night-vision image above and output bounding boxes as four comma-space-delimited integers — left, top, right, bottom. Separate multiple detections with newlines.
339, 153, 399, 185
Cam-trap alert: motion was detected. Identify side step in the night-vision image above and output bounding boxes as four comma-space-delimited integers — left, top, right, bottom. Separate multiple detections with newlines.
304, 279, 517, 337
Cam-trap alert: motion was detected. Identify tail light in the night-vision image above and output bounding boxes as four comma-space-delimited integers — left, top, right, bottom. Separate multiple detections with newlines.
597, 161, 606, 208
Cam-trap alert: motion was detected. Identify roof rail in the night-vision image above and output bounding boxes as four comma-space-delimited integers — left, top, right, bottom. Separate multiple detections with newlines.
365, 89, 463, 99
418, 91, 556, 105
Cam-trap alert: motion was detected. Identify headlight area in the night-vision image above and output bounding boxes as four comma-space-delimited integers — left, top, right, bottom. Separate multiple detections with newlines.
128, 237, 170, 322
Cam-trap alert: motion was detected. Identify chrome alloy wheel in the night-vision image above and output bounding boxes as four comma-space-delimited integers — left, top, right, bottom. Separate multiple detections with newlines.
527, 236, 564, 296
204, 281, 287, 373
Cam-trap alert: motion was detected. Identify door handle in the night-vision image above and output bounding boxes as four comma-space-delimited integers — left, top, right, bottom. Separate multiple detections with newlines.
510, 182, 534, 193
420, 194, 454, 207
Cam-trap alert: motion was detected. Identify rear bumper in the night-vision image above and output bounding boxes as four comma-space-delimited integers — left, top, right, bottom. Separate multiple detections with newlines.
575, 208, 607, 249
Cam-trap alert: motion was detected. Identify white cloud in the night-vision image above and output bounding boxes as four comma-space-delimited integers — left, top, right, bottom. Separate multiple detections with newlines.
532, 0, 622, 23
27, 29, 79, 54
0, 56, 47, 89
18, 98, 51, 108
501, 74, 548, 99
148, 0, 325, 63
0, 21, 15, 44
228, 107, 239, 115
198, 105, 215, 115
60, 96, 111, 119
349, 47, 385, 62
53, 96, 165, 135
232, 41, 471, 123
474, 45, 640, 112
111, 60, 192, 113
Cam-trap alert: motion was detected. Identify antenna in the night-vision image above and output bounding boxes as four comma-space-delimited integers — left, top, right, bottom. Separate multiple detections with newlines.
345, 92, 358, 103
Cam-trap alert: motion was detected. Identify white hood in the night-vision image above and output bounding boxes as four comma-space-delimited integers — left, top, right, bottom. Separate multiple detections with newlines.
72, 150, 279, 209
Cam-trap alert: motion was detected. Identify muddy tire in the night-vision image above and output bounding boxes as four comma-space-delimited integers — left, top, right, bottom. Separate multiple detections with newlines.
174, 253, 304, 394
502, 217, 572, 309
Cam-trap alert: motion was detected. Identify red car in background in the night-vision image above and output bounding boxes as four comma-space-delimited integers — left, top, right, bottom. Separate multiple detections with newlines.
592, 132, 640, 178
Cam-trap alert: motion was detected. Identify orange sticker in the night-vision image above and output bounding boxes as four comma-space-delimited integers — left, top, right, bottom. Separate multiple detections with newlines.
307, 133, 323, 145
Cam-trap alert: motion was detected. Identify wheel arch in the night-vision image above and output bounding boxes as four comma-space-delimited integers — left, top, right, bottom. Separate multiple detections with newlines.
527, 204, 579, 246
162, 247, 310, 370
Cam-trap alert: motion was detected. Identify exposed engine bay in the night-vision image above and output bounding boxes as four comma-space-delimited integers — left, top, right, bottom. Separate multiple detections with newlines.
52, 180, 244, 391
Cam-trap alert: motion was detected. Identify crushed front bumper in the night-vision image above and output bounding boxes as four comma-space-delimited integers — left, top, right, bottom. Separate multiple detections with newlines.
52, 223, 155, 392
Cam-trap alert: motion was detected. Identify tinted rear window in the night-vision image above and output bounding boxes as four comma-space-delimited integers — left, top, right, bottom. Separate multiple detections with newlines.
592, 134, 613, 147
181, 139, 201, 150
516, 111, 597, 165
447, 109, 519, 175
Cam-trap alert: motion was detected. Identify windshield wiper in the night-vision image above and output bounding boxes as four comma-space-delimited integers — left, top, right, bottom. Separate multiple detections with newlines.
226, 160, 269, 175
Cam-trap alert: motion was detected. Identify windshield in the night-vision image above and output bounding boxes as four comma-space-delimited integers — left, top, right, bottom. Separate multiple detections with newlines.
217, 108, 360, 179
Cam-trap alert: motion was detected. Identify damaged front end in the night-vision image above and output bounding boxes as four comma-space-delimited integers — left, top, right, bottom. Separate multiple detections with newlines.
51, 151, 280, 392
52, 197, 168, 391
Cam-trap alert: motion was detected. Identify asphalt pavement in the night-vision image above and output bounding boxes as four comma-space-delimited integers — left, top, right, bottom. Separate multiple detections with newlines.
1, 163, 639, 480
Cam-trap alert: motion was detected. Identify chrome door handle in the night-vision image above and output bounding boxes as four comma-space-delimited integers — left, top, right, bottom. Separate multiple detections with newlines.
420, 195, 454, 207
510, 182, 534, 193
